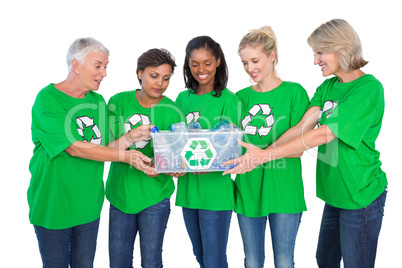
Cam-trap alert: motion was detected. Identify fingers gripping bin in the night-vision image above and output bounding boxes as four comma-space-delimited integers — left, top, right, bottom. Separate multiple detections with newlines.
151, 130, 244, 173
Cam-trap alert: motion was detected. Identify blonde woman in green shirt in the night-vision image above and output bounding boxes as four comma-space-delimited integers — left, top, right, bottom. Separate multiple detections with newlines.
224, 19, 388, 268
233, 26, 309, 268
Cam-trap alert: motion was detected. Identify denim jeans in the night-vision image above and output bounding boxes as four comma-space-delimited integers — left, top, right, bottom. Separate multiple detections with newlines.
182, 208, 232, 268
33, 218, 100, 268
316, 190, 387, 268
108, 198, 170, 268
237, 213, 302, 268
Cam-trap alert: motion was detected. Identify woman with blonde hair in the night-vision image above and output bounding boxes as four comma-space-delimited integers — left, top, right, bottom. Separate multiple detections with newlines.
233, 26, 309, 267
224, 19, 388, 268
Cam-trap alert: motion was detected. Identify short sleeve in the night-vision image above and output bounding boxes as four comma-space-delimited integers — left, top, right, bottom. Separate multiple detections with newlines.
32, 92, 81, 159
175, 91, 183, 107
308, 84, 325, 110
157, 97, 185, 129
290, 84, 310, 127
222, 90, 242, 127
108, 95, 124, 141
323, 93, 378, 149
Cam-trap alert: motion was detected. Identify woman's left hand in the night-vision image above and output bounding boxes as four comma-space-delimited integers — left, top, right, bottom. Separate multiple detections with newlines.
166, 172, 187, 178
222, 139, 272, 175
143, 160, 160, 177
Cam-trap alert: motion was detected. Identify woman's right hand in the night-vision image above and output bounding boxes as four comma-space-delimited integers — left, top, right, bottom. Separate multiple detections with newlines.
128, 124, 154, 143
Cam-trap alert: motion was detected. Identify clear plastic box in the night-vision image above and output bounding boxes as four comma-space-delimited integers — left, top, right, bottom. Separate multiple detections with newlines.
151, 129, 244, 173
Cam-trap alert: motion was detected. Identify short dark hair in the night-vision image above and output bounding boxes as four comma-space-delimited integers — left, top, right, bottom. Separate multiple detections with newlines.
183, 36, 228, 97
136, 48, 176, 85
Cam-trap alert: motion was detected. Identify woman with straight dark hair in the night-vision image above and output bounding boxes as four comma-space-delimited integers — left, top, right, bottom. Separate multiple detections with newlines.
175, 36, 241, 267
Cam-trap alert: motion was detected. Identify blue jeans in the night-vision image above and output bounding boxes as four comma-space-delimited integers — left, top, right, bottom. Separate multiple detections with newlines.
182, 208, 232, 268
33, 218, 100, 268
237, 213, 302, 268
316, 190, 387, 268
108, 198, 170, 268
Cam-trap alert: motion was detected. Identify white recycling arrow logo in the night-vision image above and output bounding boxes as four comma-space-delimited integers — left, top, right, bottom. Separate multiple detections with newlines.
185, 111, 200, 124
317, 100, 337, 127
242, 104, 275, 137
76, 116, 102, 145
181, 138, 217, 170
124, 113, 151, 149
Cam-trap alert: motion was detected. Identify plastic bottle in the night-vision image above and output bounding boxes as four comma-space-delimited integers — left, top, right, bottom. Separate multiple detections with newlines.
170, 122, 187, 132
188, 121, 202, 132
212, 119, 232, 131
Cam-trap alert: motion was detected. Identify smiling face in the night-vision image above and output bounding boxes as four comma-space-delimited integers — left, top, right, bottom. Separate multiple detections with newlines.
313, 51, 342, 77
137, 63, 172, 103
188, 48, 220, 93
75, 50, 108, 91
239, 45, 275, 84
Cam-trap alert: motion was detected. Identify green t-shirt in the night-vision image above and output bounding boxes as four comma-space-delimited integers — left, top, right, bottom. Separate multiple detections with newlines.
175, 88, 241, 211
309, 75, 388, 209
234, 82, 309, 217
106, 89, 182, 214
28, 84, 108, 229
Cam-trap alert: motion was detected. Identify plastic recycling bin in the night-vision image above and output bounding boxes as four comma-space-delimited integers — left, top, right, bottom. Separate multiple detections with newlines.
151, 129, 244, 173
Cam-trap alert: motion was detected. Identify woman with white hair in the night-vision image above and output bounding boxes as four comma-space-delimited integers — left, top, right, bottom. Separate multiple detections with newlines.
28, 37, 156, 267
224, 19, 388, 267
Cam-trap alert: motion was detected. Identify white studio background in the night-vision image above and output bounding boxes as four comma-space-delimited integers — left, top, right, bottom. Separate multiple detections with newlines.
1, 0, 400, 267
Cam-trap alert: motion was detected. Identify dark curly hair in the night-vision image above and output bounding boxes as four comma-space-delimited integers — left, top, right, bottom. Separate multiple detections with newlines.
136, 48, 176, 85
183, 36, 228, 97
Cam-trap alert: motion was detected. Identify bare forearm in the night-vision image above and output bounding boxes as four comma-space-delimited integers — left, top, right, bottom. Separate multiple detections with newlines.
66, 141, 158, 175
272, 106, 320, 148
66, 141, 128, 163
221, 124, 335, 175
266, 125, 335, 161
270, 125, 305, 158
106, 133, 138, 151
106, 125, 153, 150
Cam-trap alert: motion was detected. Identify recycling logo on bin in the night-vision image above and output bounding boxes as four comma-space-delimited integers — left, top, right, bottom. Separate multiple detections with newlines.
181, 138, 217, 169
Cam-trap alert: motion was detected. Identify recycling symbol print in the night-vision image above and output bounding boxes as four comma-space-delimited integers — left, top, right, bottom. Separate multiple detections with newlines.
242, 104, 275, 137
185, 111, 200, 124
124, 113, 151, 149
318, 100, 337, 127
76, 116, 102, 145
181, 138, 216, 170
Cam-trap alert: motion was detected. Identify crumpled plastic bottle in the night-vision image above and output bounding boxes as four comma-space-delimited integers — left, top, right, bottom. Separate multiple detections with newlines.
212, 119, 232, 131
170, 122, 187, 132
188, 121, 202, 132
211, 119, 240, 170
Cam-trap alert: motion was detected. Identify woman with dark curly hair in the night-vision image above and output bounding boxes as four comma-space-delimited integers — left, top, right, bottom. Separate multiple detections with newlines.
106, 48, 182, 268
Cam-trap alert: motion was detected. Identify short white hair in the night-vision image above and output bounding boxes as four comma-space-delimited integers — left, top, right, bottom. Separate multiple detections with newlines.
66, 37, 109, 72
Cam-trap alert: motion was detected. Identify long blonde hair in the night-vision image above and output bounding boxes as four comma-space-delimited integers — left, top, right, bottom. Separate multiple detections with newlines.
307, 19, 368, 72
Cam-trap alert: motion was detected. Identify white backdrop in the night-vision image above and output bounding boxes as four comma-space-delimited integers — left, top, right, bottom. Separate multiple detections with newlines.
1, 0, 400, 267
